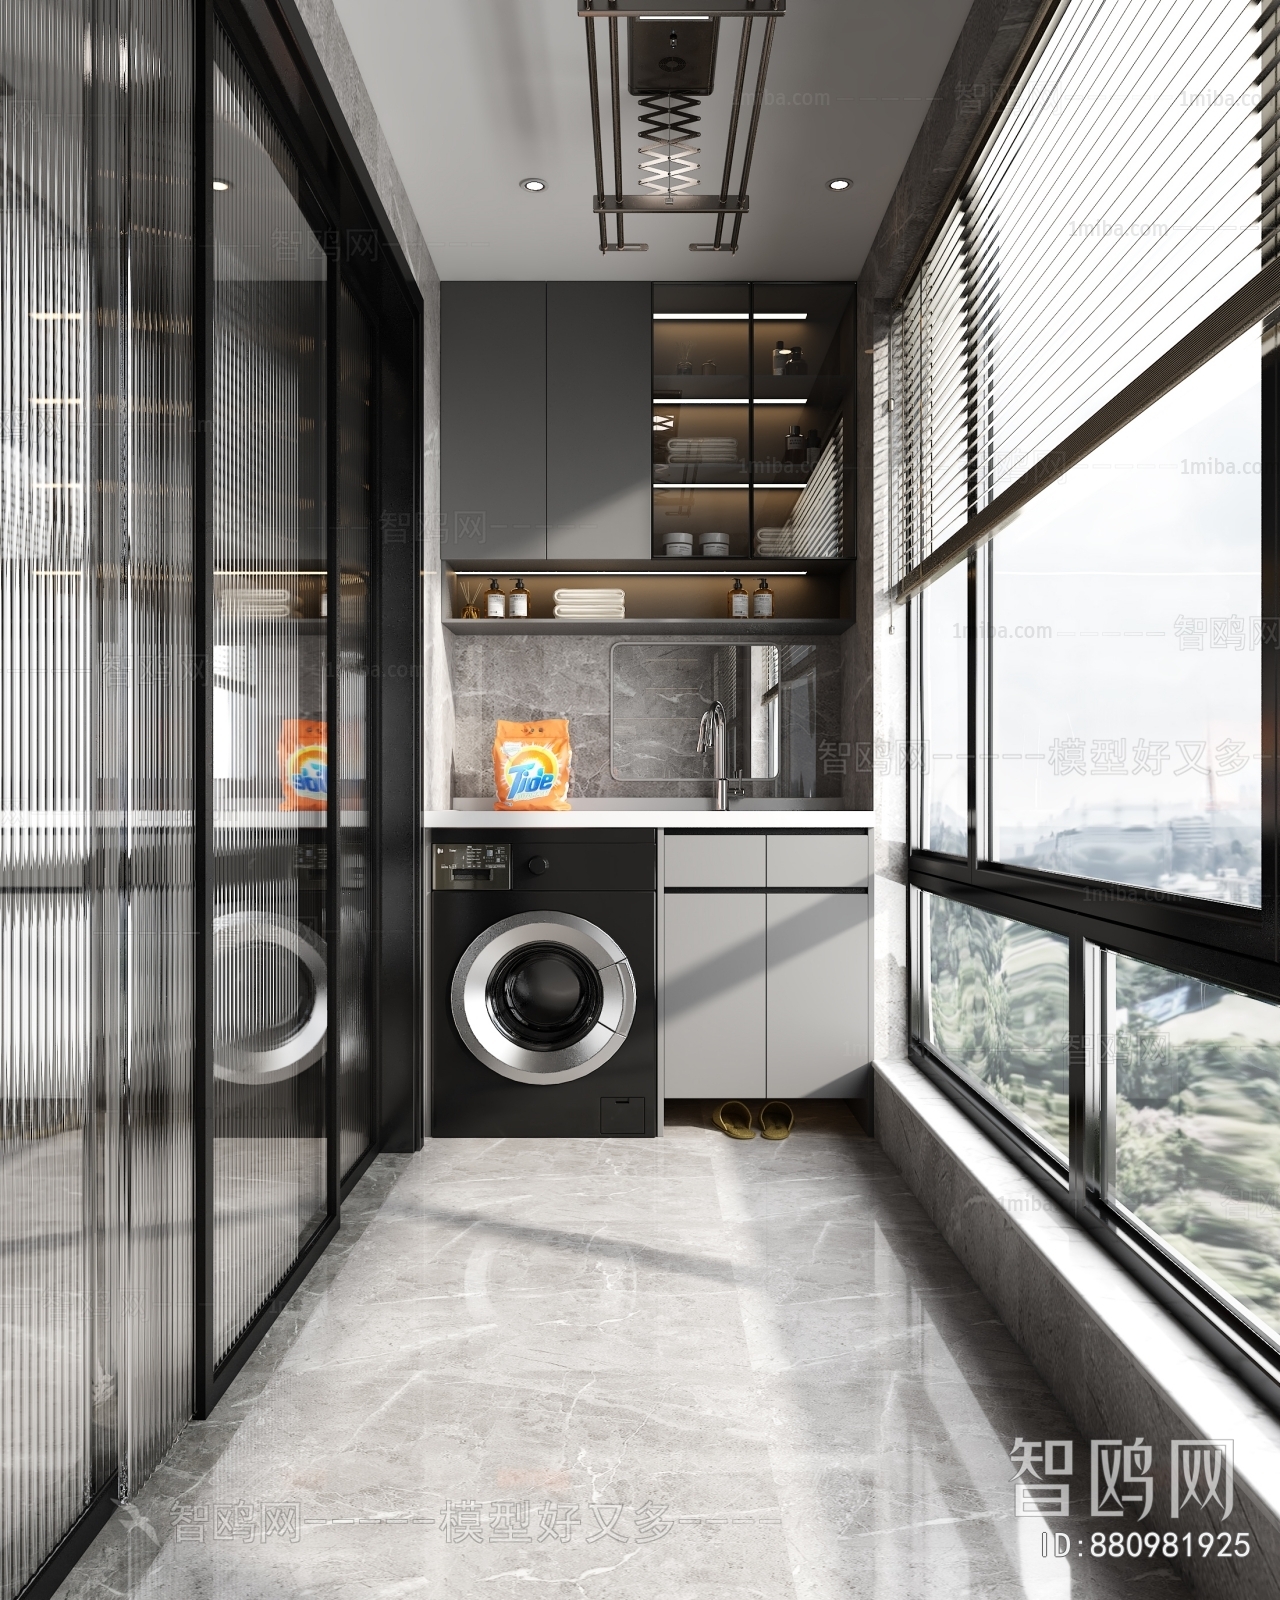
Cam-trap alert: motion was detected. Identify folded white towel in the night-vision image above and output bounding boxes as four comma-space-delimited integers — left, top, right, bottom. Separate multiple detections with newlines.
553, 588, 626, 602
667, 437, 738, 459
554, 606, 625, 619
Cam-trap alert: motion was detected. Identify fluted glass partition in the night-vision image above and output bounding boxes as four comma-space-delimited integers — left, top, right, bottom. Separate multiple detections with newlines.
0, 12, 96, 1590
124, 0, 196, 1494
2, 0, 412, 1578
210, 29, 330, 1366
1, 0, 195, 1586
338, 284, 374, 1179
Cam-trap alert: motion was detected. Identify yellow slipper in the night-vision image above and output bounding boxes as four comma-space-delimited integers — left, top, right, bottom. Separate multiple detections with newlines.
714, 1101, 755, 1139
760, 1101, 794, 1140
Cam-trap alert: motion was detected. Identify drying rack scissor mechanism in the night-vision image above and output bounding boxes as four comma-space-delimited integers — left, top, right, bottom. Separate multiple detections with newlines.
578, 0, 786, 254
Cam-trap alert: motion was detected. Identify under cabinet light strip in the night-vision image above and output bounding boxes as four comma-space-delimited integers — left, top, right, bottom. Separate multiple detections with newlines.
653, 398, 809, 405
653, 312, 808, 320
447, 569, 809, 577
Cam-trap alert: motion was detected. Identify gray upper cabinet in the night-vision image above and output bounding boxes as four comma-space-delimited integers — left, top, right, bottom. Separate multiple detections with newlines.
441, 282, 547, 561
547, 283, 652, 559
441, 281, 651, 566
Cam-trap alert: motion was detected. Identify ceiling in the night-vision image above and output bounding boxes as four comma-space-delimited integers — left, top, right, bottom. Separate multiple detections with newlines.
329, 0, 974, 282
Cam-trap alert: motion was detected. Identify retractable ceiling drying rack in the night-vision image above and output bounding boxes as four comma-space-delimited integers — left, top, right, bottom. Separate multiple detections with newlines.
578, 0, 786, 253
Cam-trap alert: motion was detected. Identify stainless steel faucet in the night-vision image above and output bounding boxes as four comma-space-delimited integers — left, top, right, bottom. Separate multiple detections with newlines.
697, 699, 729, 812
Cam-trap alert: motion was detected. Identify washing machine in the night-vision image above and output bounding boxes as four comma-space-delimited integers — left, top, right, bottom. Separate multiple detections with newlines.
430, 828, 657, 1137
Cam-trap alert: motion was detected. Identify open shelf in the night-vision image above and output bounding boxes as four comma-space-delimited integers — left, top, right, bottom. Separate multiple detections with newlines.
443, 562, 852, 634
444, 558, 850, 575
442, 617, 851, 637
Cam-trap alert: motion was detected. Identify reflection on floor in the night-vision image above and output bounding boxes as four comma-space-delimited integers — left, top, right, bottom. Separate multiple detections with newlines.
57, 1103, 1188, 1598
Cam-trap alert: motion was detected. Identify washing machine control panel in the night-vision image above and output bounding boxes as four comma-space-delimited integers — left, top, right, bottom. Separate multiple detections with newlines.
434, 841, 512, 891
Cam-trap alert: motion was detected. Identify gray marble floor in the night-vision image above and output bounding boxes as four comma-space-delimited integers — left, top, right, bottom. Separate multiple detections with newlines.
58, 1104, 1187, 1599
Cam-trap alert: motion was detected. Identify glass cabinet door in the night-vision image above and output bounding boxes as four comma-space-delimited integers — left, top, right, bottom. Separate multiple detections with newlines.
652, 283, 853, 562
210, 27, 330, 1365
751, 283, 851, 559
652, 284, 751, 558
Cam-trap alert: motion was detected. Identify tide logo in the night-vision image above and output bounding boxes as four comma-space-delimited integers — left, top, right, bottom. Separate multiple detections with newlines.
286, 744, 328, 798
503, 745, 558, 801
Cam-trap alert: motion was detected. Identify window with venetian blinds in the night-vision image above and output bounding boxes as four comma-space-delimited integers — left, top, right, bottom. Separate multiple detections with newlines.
892, 0, 1266, 587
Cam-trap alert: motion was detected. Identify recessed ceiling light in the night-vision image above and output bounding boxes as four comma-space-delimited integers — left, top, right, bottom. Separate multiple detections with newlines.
520, 178, 546, 192
212, 179, 231, 191
828, 178, 851, 191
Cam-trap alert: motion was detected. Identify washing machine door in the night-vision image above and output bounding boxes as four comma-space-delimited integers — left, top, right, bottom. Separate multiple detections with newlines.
213, 912, 328, 1084
451, 910, 637, 1085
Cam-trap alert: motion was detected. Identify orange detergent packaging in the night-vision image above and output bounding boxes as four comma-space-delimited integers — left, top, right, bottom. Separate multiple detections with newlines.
493, 719, 572, 811
277, 720, 328, 811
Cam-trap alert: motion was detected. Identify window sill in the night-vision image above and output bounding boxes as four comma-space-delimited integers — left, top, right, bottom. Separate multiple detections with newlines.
873, 1056, 1280, 1589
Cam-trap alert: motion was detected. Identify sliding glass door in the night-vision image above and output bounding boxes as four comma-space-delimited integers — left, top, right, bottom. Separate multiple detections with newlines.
209, 26, 331, 1369
1, 0, 419, 1585
1, 0, 196, 1588
336, 284, 375, 1181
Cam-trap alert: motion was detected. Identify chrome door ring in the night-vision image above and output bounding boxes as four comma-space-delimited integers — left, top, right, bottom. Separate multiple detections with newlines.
451, 910, 636, 1085
213, 911, 328, 1084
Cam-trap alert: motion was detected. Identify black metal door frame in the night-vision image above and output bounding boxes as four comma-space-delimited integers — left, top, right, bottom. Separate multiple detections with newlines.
193, 0, 423, 1420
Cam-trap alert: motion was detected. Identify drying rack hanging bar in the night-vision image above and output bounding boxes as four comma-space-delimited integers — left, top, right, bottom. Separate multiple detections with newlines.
596, 193, 748, 213
720, 6, 779, 252
584, 18, 608, 252
710, 14, 754, 250
580, 0, 782, 251
578, 1, 785, 13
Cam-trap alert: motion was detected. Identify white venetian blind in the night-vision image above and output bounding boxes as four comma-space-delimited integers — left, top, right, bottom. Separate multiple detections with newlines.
893, 0, 1263, 581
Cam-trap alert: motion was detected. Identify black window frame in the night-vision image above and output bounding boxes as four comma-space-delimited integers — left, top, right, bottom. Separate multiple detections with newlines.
906, 337, 1280, 1416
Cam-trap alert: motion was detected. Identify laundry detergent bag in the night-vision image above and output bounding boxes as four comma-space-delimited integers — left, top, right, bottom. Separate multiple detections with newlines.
493, 719, 572, 810
278, 719, 328, 811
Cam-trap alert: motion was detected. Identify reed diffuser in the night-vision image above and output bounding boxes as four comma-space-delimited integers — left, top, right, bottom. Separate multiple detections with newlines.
456, 578, 483, 620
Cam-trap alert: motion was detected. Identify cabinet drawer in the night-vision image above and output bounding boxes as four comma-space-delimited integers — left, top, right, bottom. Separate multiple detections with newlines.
766, 832, 868, 889
664, 833, 766, 888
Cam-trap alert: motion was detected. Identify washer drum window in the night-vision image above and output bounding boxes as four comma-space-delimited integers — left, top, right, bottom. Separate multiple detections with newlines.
213, 912, 328, 1084
451, 911, 637, 1084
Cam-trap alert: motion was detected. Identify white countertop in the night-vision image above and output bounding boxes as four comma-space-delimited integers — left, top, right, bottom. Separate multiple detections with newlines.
423, 807, 872, 829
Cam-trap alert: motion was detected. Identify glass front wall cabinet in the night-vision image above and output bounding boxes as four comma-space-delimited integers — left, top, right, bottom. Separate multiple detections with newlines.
652, 283, 853, 563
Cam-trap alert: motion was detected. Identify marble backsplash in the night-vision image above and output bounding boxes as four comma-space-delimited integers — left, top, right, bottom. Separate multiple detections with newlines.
449, 633, 844, 801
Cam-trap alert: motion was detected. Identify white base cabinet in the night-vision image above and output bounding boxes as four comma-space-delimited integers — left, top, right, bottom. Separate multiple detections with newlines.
662, 893, 766, 1098
661, 831, 871, 1100
764, 892, 868, 1097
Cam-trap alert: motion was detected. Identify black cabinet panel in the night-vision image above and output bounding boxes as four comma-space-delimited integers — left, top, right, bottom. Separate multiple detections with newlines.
441, 282, 547, 560
547, 282, 652, 558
